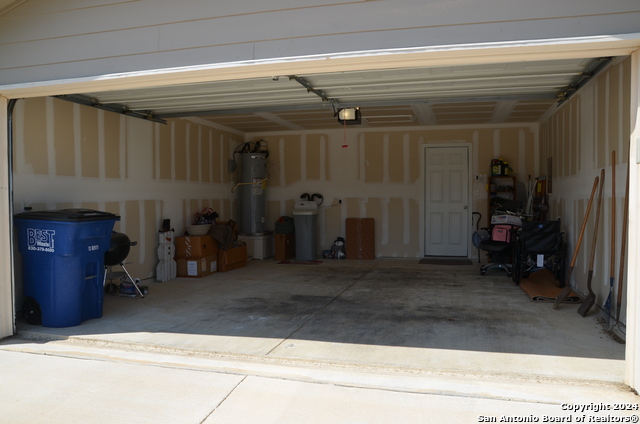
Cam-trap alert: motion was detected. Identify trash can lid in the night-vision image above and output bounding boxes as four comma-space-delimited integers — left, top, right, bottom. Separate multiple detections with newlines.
14, 208, 121, 222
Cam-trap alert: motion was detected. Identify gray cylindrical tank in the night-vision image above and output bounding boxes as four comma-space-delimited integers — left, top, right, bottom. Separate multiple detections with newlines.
239, 153, 266, 235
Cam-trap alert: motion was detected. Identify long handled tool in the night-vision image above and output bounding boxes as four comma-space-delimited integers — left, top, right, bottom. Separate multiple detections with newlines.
554, 175, 600, 308
604, 151, 616, 324
577, 168, 606, 317
613, 161, 630, 328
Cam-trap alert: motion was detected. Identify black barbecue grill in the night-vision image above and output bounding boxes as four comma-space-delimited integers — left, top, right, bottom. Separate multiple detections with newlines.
103, 231, 145, 298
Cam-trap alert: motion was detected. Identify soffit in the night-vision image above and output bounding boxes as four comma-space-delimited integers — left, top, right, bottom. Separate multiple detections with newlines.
70, 56, 606, 132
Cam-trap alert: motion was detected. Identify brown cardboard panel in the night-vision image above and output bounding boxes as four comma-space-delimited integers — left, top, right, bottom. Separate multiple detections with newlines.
363, 132, 384, 183
23, 98, 48, 175
104, 112, 121, 179
81, 106, 99, 178
53, 99, 75, 177
173, 120, 187, 181
283, 135, 301, 186
201, 128, 211, 183
345, 218, 375, 259
188, 123, 199, 182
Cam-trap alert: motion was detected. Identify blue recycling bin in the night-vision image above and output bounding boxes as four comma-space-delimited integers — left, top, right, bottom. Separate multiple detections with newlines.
14, 208, 120, 328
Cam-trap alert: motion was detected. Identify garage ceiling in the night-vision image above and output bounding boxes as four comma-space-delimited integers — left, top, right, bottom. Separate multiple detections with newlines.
64, 56, 610, 133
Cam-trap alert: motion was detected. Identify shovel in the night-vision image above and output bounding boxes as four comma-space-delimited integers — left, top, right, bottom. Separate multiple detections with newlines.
613, 161, 630, 328
553, 175, 600, 308
577, 168, 605, 317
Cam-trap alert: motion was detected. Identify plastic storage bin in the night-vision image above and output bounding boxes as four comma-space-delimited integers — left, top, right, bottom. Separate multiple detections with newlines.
14, 208, 120, 327
293, 201, 318, 261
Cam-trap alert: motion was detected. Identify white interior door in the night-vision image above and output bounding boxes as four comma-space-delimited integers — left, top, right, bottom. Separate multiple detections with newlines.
424, 145, 470, 257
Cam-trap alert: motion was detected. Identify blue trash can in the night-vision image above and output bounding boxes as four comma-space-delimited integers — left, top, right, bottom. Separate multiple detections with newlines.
14, 208, 120, 328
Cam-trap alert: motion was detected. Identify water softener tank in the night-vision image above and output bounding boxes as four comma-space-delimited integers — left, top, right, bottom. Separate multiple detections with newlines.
239, 152, 267, 235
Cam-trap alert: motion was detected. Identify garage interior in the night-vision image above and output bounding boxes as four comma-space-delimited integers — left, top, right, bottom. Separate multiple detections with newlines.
7, 48, 633, 386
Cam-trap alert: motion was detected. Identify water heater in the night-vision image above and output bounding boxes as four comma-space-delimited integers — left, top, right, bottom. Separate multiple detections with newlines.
239, 152, 267, 235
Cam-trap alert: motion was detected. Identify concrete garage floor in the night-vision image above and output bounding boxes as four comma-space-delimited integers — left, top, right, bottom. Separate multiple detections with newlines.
14, 258, 625, 382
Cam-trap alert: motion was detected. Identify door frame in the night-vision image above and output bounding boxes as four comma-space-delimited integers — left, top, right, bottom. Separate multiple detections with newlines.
423, 143, 472, 258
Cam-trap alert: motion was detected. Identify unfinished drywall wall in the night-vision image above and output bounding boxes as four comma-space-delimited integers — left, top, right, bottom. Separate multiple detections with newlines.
540, 57, 631, 325
11, 98, 242, 310
253, 124, 536, 258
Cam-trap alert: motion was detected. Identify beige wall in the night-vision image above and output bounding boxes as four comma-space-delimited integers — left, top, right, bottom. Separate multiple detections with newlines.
540, 57, 631, 324
13, 97, 539, 285
254, 125, 536, 258
12, 98, 242, 310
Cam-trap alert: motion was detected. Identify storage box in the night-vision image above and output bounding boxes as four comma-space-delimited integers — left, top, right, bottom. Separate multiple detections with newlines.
217, 244, 248, 272
176, 254, 217, 278
176, 235, 218, 258
274, 234, 296, 261
345, 218, 375, 259
491, 225, 514, 243
238, 234, 274, 260
490, 214, 522, 226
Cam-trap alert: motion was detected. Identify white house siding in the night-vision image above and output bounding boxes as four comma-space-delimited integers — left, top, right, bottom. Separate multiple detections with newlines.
0, 1, 640, 85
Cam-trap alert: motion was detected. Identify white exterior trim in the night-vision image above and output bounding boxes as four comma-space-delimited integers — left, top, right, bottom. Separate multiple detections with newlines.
1, 34, 640, 100
625, 50, 640, 390
0, 96, 15, 339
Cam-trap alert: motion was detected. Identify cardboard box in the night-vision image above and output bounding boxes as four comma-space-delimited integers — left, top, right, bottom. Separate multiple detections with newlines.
177, 254, 217, 278
345, 218, 375, 259
274, 234, 296, 261
490, 214, 523, 226
215, 220, 238, 240
176, 235, 218, 258
238, 234, 274, 260
217, 244, 248, 272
